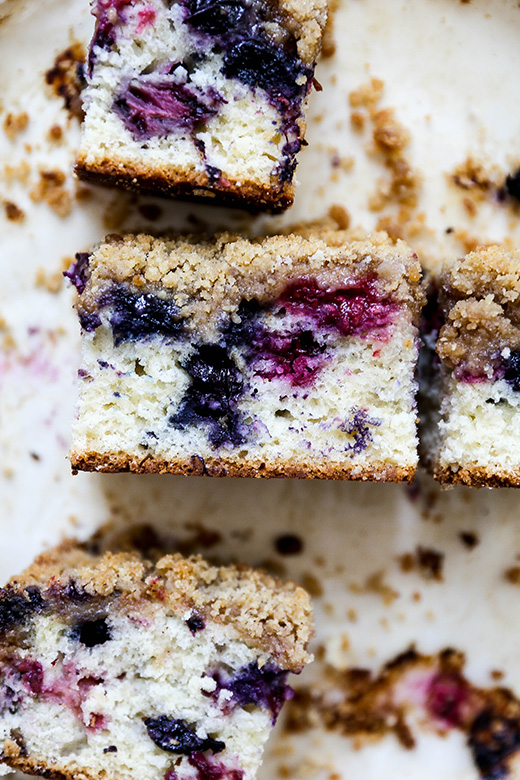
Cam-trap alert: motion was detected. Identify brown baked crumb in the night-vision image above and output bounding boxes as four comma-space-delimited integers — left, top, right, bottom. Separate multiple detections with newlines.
350, 111, 366, 132
300, 573, 323, 598
3, 161, 31, 187
3, 200, 25, 222
34, 267, 64, 294
327, 203, 350, 230
504, 566, 520, 585
45, 42, 86, 121
47, 124, 64, 144
350, 570, 399, 605
349, 78, 384, 109
348, 80, 421, 246
459, 531, 479, 549
398, 547, 444, 581
3, 111, 29, 140
30, 169, 72, 218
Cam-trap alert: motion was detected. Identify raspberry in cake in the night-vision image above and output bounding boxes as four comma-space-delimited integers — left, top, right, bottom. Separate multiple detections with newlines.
75, 0, 328, 211
419, 245, 520, 486
68, 229, 425, 481
0, 541, 313, 780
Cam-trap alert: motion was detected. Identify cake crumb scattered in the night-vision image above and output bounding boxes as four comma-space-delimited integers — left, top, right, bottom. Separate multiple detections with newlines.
3, 161, 31, 186
398, 547, 444, 581
350, 570, 399, 605
349, 78, 384, 109
301, 573, 323, 598
3, 111, 29, 140
47, 124, 64, 144
459, 531, 479, 549
328, 203, 350, 230
35, 266, 65, 294
504, 566, 520, 585
3, 200, 25, 222
45, 42, 86, 120
30, 169, 72, 217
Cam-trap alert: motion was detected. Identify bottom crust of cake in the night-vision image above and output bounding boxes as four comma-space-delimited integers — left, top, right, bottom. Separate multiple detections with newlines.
70, 451, 415, 484
3, 749, 106, 780
74, 157, 293, 213
433, 464, 520, 488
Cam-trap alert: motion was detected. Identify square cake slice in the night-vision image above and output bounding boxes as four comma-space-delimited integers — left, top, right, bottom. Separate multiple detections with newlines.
0, 541, 313, 780
75, 0, 328, 211
419, 246, 520, 486
68, 229, 424, 481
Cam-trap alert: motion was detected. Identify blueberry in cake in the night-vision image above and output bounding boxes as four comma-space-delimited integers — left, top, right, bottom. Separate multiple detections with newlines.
419, 245, 520, 486
0, 541, 313, 780
68, 229, 425, 481
75, 0, 328, 211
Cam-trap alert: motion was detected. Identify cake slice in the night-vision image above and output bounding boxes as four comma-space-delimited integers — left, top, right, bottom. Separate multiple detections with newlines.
68, 229, 425, 481
75, 0, 328, 211
419, 245, 520, 486
0, 541, 313, 780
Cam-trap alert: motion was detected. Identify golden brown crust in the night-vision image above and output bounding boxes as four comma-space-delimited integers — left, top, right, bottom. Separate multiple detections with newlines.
75, 156, 294, 213
8, 541, 313, 671
3, 750, 127, 780
433, 464, 520, 488
70, 450, 416, 484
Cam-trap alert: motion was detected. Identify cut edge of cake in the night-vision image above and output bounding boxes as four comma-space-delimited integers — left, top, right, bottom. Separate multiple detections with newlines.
419, 245, 520, 488
68, 229, 425, 484
1, 541, 314, 780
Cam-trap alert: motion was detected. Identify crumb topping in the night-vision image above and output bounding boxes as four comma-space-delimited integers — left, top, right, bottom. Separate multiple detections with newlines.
437, 246, 520, 377
276, 0, 328, 65
79, 230, 424, 340
8, 542, 313, 671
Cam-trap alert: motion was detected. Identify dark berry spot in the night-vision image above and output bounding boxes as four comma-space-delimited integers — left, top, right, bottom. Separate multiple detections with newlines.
505, 169, 520, 202
250, 328, 327, 388
339, 408, 381, 455
100, 285, 183, 346
103, 745, 118, 753
61, 580, 93, 603
186, 613, 205, 633
459, 532, 479, 549
222, 38, 307, 100
63, 252, 91, 294
426, 672, 469, 729
186, 0, 246, 34
169, 344, 246, 448
144, 716, 225, 754
213, 661, 292, 721
70, 618, 111, 648
114, 78, 221, 141
0, 587, 45, 633
275, 534, 303, 556
503, 350, 520, 391
469, 706, 520, 778
78, 310, 102, 333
